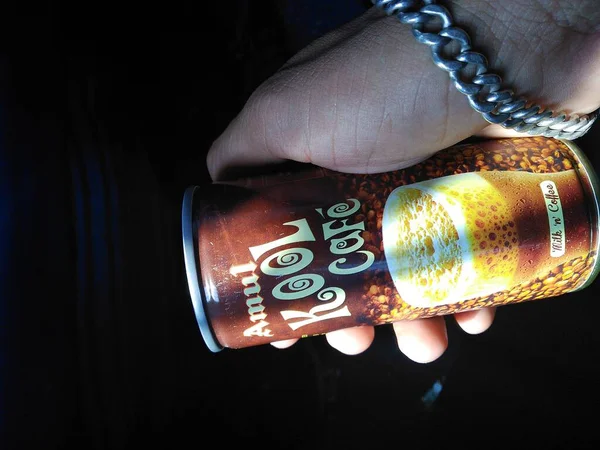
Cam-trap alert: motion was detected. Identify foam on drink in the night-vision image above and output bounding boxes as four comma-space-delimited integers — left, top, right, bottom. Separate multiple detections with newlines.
383, 172, 524, 307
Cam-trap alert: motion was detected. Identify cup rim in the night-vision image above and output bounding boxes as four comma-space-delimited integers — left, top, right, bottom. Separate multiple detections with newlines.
182, 185, 223, 353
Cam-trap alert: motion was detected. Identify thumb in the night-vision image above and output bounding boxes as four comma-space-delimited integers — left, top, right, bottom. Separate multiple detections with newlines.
206, 6, 484, 181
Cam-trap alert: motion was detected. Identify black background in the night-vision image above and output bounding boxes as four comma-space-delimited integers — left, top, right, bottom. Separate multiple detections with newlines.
2, 1, 600, 449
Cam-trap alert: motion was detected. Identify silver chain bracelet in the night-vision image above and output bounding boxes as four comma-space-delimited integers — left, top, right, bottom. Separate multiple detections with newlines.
372, 0, 599, 140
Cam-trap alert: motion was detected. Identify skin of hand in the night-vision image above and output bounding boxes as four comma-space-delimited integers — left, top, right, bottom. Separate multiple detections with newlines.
207, 0, 600, 362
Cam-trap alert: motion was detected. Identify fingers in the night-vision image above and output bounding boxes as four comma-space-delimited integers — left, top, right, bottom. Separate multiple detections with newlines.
270, 338, 299, 349
270, 327, 375, 355
454, 307, 496, 335
325, 326, 375, 355
271, 308, 495, 358
390, 308, 496, 363
392, 317, 448, 364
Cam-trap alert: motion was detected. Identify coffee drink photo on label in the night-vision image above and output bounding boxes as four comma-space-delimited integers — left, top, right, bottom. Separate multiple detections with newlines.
382, 169, 587, 308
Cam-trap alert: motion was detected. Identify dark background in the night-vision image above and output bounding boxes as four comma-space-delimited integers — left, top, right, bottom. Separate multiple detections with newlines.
2, 1, 600, 449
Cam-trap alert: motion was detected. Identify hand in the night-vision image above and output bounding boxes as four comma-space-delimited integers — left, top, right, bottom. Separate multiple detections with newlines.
207, 0, 600, 362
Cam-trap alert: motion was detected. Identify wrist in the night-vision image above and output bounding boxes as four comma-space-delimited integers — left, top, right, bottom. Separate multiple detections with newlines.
372, 0, 600, 138
451, 0, 600, 115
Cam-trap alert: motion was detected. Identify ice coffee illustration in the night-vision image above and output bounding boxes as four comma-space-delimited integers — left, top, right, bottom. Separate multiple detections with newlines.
382, 169, 590, 308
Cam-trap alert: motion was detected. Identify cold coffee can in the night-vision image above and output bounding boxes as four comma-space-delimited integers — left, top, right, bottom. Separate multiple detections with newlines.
182, 137, 600, 352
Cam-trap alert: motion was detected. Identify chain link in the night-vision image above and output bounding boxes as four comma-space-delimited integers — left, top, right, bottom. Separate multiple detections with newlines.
372, 0, 598, 139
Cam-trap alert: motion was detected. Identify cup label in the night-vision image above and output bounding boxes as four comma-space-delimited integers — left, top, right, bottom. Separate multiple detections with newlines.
194, 137, 598, 349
